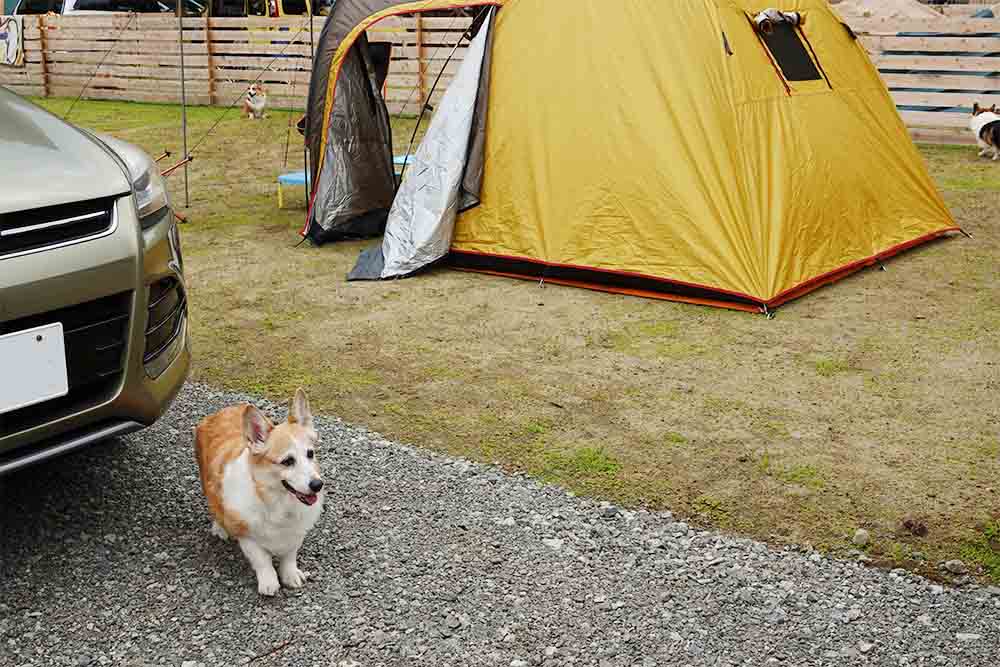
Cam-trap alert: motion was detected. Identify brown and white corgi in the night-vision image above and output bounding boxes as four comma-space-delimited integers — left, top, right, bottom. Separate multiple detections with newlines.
194, 388, 324, 596
243, 83, 268, 120
971, 102, 1000, 161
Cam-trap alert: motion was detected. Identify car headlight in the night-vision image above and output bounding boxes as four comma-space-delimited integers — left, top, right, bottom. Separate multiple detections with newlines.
133, 162, 170, 221
96, 135, 171, 226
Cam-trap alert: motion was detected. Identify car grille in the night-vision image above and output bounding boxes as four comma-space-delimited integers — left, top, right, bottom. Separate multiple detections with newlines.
144, 277, 186, 364
0, 197, 116, 258
0, 292, 132, 438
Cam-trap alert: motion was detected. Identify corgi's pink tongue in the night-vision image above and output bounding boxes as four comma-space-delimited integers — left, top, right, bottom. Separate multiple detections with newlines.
284, 481, 318, 506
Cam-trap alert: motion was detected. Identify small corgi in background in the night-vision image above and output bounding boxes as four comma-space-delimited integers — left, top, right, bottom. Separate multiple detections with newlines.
243, 83, 268, 120
970, 102, 1000, 161
194, 388, 325, 596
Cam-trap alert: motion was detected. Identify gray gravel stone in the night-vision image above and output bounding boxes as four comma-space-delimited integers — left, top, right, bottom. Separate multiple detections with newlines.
945, 559, 969, 575
2, 382, 999, 667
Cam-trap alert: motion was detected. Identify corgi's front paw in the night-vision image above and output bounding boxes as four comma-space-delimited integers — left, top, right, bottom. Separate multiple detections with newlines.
256, 570, 281, 596
210, 521, 229, 541
280, 565, 308, 589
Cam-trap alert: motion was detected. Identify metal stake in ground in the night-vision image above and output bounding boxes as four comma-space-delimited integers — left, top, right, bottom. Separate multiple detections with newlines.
177, 0, 190, 209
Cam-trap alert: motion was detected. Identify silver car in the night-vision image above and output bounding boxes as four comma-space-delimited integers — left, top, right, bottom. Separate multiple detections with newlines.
0, 88, 190, 474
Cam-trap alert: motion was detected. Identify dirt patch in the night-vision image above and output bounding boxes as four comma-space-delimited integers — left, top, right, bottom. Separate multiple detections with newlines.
44, 99, 1000, 581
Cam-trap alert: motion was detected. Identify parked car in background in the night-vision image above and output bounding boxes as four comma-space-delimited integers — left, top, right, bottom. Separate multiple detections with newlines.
11, 0, 328, 16
0, 87, 190, 475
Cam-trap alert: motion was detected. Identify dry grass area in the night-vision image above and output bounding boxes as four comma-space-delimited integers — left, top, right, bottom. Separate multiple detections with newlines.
39, 98, 1000, 581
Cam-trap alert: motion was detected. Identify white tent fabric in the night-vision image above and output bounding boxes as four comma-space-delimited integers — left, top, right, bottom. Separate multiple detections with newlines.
379, 9, 493, 279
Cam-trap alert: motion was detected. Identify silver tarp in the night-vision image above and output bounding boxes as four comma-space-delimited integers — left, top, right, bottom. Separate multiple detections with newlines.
378, 9, 494, 278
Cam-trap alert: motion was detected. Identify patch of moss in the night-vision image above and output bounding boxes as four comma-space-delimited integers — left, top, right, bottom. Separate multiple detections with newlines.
960, 520, 1000, 582
524, 420, 551, 436
544, 446, 622, 477
604, 319, 712, 359
778, 464, 825, 490
815, 358, 851, 377
693, 494, 729, 522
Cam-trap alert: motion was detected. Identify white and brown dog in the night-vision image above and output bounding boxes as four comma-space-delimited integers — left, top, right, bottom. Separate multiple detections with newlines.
243, 83, 268, 120
194, 388, 324, 596
971, 102, 1000, 161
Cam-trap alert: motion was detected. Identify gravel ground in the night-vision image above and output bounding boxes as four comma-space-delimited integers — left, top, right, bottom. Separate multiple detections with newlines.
2, 383, 999, 667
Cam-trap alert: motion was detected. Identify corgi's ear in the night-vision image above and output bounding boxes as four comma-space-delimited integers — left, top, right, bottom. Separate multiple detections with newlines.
289, 387, 313, 430
973, 102, 981, 115
242, 405, 273, 454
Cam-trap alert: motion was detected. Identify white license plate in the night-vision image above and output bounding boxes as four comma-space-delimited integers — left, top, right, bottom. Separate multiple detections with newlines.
0, 322, 69, 415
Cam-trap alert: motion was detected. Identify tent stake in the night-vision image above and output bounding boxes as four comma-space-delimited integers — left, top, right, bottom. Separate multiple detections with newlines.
961, 229, 974, 239
876, 258, 887, 272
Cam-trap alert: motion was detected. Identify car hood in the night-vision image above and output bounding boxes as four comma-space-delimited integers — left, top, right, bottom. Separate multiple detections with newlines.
0, 88, 132, 215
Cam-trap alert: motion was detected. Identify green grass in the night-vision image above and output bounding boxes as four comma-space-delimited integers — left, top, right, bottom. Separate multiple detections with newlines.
693, 494, 730, 523
961, 520, 1000, 582
815, 358, 851, 377
543, 447, 622, 477
777, 464, 825, 490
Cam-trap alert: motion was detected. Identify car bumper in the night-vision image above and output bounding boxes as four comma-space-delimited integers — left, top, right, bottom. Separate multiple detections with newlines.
0, 197, 190, 474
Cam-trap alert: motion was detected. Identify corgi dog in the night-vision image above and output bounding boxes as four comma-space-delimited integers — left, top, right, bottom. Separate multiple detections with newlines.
194, 388, 325, 596
970, 102, 1000, 161
243, 83, 268, 120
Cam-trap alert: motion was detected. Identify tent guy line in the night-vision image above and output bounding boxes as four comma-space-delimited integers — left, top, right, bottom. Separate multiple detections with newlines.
398, 8, 487, 186
161, 19, 314, 178
62, 11, 137, 123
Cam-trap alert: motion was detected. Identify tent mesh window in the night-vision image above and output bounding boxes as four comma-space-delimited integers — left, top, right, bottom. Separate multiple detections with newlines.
761, 22, 822, 82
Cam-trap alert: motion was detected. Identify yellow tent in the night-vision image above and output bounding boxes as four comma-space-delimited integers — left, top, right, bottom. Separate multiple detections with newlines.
308, 0, 960, 312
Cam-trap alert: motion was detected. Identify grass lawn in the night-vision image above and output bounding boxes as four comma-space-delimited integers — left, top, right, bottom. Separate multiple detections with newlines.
37, 97, 1000, 581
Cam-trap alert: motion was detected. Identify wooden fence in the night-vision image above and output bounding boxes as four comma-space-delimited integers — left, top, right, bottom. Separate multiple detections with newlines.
1, 13, 999, 137
852, 15, 1000, 138
0, 13, 471, 114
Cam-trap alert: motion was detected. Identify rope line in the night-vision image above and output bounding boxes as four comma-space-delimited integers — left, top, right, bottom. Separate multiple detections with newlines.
63, 11, 136, 121
282, 61, 300, 168
398, 8, 485, 185
391, 11, 464, 118
184, 20, 311, 159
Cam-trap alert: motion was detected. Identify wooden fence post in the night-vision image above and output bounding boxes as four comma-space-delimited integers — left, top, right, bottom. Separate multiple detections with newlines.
37, 15, 50, 98
204, 16, 217, 105
416, 13, 425, 111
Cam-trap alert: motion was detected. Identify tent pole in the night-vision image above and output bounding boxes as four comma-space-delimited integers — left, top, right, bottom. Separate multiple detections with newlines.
304, 4, 315, 209
177, 0, 190, 209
